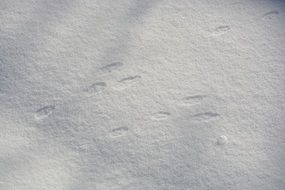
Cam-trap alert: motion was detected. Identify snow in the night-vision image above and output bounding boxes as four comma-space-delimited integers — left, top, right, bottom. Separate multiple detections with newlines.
1, 0, 285, 189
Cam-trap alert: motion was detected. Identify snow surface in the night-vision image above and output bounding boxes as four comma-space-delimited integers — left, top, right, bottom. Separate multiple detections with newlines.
1, 0, 285, 189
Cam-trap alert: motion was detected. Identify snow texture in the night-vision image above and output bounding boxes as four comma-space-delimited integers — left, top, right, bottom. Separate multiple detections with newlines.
1, 0, 285, 189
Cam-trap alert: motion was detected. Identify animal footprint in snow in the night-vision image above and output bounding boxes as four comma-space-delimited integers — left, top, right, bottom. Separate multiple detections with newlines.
34, 105, 55, 120
190, 112, 220, 122
109, 127, 129, 138
181, 95, 207, 106
212, 25, 230, 35
151, 111, 171, 120
100, 62, 123, 73
114, 75, 142, 90
84, 82, 106, 94
119, 75, 141, 84
261, 10, 279, 20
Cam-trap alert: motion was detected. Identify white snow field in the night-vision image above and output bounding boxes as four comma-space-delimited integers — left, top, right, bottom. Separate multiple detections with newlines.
1, 0, 285, 189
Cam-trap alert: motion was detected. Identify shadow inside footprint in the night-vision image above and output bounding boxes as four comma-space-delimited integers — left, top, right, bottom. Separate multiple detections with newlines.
114, 75, 142, 90
34, 105, 55, 120
181, 95, 207, 105
151, 111, 171, 120
262, 10, 279, 18
212, 25, 231, 35
190, 112, 220, 122
100, 62, 124, 72
119, 75, 141, 83
84, 82, 106, 94
110, 127, 129, 138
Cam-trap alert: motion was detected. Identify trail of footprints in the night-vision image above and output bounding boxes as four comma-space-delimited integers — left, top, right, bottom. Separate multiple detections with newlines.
31, 10, 269, 146
151, 95, 220, 122
34, 61, 142, 121
33, 61, 220, 140
182, 95, 221, 121
34, 95, 220, 128
210, 10, 279, 36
